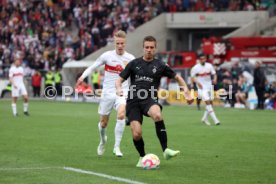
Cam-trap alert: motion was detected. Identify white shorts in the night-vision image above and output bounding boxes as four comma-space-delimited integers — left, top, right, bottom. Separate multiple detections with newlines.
98, 94, 126, 115
12, 84, 27, 97
198, 89, 214, 101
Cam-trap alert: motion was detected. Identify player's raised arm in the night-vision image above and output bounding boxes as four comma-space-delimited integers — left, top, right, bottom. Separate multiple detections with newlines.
175, 74, 194, 104
75, 55, 106, 87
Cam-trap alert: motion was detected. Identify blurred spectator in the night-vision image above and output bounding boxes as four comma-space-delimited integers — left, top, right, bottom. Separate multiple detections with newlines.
32, 70, 42, 97
242, 70, 253, 88
91, 70, 100, 90
231, 61, 243, 80
214, 62, 225, 89
230, 78, 239, 106
0, 82, 12, 98
221, 75, 233, 107
264, 81, 276, 110
253, 61, 266, 109
235, 74, 251, 108
54, 68, 63, 96
0, 0, 274, 80
44, 70, 54, 97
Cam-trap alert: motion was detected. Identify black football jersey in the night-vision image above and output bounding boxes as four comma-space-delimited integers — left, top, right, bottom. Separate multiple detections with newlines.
120, 57, 176, 99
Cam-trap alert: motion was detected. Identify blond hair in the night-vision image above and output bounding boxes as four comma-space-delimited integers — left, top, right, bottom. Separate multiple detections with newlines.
114, 30, 126, 38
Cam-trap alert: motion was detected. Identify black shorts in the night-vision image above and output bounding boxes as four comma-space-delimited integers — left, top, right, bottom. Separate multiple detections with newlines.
126, 98, 162, 126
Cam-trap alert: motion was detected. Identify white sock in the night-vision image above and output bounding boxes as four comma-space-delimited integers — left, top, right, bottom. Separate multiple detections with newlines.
206, 105, 219, 123
202, 109, 208, 121
23, 103, 28, 112
12, 103, 17, 115
98, 122, 106, 143
114, 119, 125, 148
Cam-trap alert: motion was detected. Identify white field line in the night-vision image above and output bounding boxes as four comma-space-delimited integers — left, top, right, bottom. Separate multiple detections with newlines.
0, 166, 147, 184
0, 167, 60, 171
64, 167, 147, 184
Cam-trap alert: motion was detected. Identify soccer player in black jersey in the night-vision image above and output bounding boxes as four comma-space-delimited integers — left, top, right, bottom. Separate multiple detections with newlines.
116, 36, 193, 167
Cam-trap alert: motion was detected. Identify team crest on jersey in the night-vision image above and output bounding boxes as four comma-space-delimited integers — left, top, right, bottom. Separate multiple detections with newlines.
152, 66, 157, 73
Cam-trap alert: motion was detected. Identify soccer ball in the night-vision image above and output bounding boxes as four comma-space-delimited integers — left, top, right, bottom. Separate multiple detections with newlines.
142, 154, 160, 170
216, 88, 228, 100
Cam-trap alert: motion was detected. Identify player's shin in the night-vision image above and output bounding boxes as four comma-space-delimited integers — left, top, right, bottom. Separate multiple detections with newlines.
133, 138, 145, 157
12, 103, 17, 116
155, 120, 167, 151
23, 103, 28, 112
98, 122, 107, 143
206, 105, 220, 124
202, 109, 209, 121
114, 119, 125, 154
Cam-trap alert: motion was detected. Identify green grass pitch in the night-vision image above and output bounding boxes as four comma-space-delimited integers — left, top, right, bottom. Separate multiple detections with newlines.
0, 100, 276, 184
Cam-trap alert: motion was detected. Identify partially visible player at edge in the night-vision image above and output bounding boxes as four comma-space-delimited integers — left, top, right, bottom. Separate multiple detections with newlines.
76, 30, 135, 157
9, 53, 30, 117
191, 53, 220, 126
116, 36, 194, 167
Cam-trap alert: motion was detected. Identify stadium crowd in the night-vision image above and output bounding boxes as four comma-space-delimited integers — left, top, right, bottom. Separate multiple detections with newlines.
214, 60, 276, 110
0, 0, 275, 109
0, 0, 274, 78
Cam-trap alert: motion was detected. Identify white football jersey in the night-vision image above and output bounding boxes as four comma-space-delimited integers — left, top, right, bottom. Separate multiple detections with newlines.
191, 62, 216, 89
9, 65, 24, 85
81, 50, 135, 95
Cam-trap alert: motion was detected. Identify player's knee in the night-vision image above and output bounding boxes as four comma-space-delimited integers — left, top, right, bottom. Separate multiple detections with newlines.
100, 122, 108, 128
24, 97, 28, 102
100, 119, 108, 128
152, 112, 162, 122
205, 101, 211, 105
117, 111, 125, 120
132, 131, 142, 140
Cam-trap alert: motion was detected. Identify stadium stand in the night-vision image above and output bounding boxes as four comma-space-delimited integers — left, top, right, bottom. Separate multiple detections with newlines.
1, 0, 275, 78
1, 0, 275, 110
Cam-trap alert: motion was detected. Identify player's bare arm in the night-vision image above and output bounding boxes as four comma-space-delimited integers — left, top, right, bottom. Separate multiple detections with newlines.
75, 58, 103, 87
9, 78, 17, 89
75, 76, 84, 87
191, 76, 203, 89
175, 74, 194, 104
212, 74, 217, 85
115, 77, 125, 96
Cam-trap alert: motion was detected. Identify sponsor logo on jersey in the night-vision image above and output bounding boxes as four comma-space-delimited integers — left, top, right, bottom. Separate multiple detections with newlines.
13, 72, 23, 77
105, 64, 123, 74
196, 72, 211, 77
135, 75, 153, 82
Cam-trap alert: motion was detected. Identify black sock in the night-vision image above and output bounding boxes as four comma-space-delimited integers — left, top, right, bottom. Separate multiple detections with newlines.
155, 120, 167, 152
133, 138, 145, 157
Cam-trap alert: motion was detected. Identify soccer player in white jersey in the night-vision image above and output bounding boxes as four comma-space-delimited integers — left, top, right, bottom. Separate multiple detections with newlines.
9, 54, 30, 117
191, 54, 220, 126
76, 30, 135, 157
